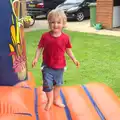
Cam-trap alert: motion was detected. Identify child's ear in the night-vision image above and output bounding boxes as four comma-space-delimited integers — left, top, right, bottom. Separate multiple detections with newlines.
63, 23, 67, 28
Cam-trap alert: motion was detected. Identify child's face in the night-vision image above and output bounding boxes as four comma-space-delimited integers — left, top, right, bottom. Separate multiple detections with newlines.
49, 17, 64, 33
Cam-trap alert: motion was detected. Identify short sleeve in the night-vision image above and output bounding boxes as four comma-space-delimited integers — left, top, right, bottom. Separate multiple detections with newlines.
38, 34, 44, 48
66, 36, 72, 48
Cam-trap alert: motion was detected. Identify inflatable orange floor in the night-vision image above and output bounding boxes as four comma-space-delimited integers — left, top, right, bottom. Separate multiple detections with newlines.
0, 72, 120, 120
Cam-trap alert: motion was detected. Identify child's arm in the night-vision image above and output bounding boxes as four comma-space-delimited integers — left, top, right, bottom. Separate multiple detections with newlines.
32, 47, 43, 68
66, 48, 80, 68
34, 47, 43, 60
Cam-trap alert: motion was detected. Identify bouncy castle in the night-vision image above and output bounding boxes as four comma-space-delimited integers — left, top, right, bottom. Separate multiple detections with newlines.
0, 0, 120, 120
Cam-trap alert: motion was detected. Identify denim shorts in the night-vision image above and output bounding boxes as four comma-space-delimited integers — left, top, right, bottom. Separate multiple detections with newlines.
41, 62, 64, 92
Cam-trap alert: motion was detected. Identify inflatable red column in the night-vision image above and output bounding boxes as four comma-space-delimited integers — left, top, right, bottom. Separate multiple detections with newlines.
0, 0, 28, 85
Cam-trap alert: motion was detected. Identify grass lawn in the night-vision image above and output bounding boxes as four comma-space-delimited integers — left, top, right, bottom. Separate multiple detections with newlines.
25, 30, 120, 97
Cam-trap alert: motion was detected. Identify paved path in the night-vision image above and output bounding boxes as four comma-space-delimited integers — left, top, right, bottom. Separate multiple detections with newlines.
24, 19, 120, 37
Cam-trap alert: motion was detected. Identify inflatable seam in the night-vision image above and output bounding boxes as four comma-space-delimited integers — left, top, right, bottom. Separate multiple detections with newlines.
60, 90, 72, 120
82, 85, 106, 120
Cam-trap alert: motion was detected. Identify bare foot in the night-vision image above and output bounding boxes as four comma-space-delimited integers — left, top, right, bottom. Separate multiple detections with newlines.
44, 102, 52, 111
54, 101, 65, 108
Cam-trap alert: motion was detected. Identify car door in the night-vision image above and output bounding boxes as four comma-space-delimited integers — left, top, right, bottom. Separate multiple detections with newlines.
81, 1, 90, 17
44, 0, 65, 9
82, 0, 96, 17
53, 0, 65, 6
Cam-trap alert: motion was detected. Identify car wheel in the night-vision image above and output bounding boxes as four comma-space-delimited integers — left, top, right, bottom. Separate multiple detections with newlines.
76, 12, 84, 22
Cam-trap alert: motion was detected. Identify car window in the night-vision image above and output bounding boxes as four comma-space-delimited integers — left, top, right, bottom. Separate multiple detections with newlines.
64, 0, 84, 4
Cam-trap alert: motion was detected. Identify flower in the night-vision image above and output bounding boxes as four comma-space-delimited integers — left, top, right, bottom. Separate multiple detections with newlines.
12, 55, 26, 73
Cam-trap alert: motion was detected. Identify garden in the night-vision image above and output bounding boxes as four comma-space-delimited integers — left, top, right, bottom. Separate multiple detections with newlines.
25, 30, 120, 97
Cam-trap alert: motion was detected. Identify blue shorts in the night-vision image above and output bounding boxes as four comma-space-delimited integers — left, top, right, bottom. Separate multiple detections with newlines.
41, 63, 64, 92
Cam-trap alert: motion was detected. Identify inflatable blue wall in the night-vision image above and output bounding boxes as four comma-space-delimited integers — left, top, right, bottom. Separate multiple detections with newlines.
0, 0, 28, 85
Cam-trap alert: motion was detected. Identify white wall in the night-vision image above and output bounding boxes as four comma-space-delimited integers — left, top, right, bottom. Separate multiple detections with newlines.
113, 6, 120, 27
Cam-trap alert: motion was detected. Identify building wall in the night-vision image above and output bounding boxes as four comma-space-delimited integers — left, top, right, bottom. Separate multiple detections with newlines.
96, 0, 113, 29
113, 0, 120, 27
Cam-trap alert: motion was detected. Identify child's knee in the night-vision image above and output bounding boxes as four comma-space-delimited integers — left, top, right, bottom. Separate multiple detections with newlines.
43, 85, 53, 92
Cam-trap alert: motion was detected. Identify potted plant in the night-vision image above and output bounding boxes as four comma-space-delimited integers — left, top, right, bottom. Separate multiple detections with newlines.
23, 16, 33, 28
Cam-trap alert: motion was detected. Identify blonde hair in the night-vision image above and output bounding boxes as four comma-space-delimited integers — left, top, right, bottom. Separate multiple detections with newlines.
47, 9, 67, 27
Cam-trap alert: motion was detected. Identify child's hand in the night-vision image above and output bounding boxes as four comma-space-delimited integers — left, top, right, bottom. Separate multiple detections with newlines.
32, 58, 38, 68
73, 59, 80, 68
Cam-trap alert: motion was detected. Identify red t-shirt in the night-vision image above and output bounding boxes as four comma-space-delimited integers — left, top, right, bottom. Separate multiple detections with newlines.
38, 31, 72, 69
